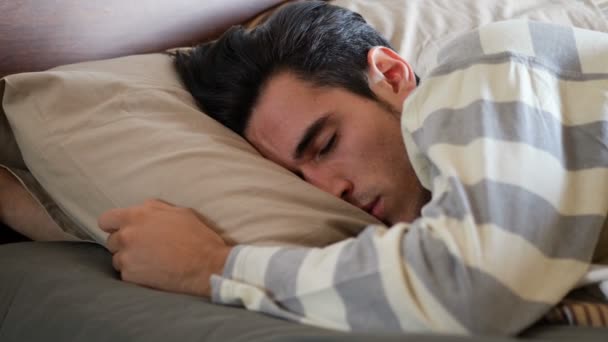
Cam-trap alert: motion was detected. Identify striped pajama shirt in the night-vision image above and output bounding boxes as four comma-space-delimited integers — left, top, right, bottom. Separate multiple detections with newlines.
210, 21, 608, 335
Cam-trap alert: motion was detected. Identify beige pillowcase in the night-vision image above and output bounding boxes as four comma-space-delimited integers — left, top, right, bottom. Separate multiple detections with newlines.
1, 53, 379, 246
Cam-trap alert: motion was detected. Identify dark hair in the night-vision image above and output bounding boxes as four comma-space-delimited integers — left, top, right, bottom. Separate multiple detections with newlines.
173, 1, 413, 136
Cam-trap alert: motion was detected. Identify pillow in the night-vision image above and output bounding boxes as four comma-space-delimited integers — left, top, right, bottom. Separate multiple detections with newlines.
332, 0, 608, 77
1, 53, 379, 246
1, 84, 83, 241
4, 0, 607, 245
0, 89, 24, 171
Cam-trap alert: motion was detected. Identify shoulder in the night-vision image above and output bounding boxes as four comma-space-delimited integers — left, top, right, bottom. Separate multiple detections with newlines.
432, 20, 608, 77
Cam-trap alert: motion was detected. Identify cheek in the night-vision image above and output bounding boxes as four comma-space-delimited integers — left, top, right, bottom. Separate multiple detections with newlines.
342, 129, 394, 173
368, 121, 410, 181
335, 109, 405, 174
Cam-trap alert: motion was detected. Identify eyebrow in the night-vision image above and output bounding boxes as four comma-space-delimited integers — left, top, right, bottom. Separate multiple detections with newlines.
293, 114, 331, 160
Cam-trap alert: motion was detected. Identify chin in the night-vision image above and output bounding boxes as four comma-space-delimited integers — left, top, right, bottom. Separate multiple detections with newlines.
380, 215, 394, 226
389, 212, 413, 225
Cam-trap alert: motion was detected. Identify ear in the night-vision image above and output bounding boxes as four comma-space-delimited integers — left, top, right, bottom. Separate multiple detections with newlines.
367, 46, 417, 107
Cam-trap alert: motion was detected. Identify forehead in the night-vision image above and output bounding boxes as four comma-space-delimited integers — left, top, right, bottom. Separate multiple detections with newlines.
245, 72, 330, 166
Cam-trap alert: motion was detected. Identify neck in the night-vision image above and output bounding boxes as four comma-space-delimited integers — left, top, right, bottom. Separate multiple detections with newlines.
397, 182, 431, 224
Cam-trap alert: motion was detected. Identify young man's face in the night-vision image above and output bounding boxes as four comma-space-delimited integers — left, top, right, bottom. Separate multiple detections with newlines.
245, 48, 427, 225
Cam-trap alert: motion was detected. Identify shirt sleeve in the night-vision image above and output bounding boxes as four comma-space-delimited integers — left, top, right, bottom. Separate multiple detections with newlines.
210, 181, 603, 335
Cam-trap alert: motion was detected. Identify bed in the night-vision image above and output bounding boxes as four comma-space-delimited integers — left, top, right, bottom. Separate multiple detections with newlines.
2, 0, 608, 341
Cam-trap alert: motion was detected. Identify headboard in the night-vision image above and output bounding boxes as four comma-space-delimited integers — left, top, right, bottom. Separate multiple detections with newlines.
0, 0, 287, 78
0, 0, 287, 244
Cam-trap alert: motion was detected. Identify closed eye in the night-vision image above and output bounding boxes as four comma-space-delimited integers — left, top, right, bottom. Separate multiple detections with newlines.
318, 133, 337, 158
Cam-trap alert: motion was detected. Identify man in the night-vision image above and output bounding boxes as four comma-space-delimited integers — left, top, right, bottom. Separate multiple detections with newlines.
98, 1, 608, 336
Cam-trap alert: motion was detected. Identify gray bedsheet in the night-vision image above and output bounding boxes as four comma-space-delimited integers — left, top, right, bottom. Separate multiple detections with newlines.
0, 241, 606, 341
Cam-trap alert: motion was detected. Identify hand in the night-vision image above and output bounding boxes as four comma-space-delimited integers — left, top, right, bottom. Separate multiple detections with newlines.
98, 199, 232, 298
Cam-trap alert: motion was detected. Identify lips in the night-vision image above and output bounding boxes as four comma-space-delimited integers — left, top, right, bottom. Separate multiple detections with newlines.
361, 196, 383, 220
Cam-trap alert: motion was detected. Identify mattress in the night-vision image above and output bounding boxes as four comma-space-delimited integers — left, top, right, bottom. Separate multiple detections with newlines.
1, 241, 607, 341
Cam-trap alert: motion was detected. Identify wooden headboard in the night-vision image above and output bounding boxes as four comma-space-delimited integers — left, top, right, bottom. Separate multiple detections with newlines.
0, 0, 287, 244
0, 0, 287, 78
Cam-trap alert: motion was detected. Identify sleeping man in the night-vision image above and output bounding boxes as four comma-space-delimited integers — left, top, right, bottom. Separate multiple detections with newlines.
97, 0, 608, 336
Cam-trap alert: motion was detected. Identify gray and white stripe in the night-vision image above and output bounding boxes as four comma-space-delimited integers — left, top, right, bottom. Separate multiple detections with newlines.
213, 21, 608, 335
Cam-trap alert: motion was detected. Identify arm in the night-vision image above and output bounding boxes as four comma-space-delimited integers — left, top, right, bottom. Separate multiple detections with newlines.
99, 199, 232, 297
212, 175, 603, 335
98, 168, 604, 336
0, 167, 72, 241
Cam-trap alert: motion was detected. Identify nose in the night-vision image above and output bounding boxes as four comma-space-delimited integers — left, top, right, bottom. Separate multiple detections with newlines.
300, 165, 353, 201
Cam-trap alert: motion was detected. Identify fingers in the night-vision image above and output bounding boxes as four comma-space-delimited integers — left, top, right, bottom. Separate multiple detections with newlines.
98, 198, 175, 234
106, 231, 121, 254
143, 198, 176, 209
98, 207, 130, 233
112, 252, 123, 272
102, 199, 174, 275
100, 198, 178, 257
